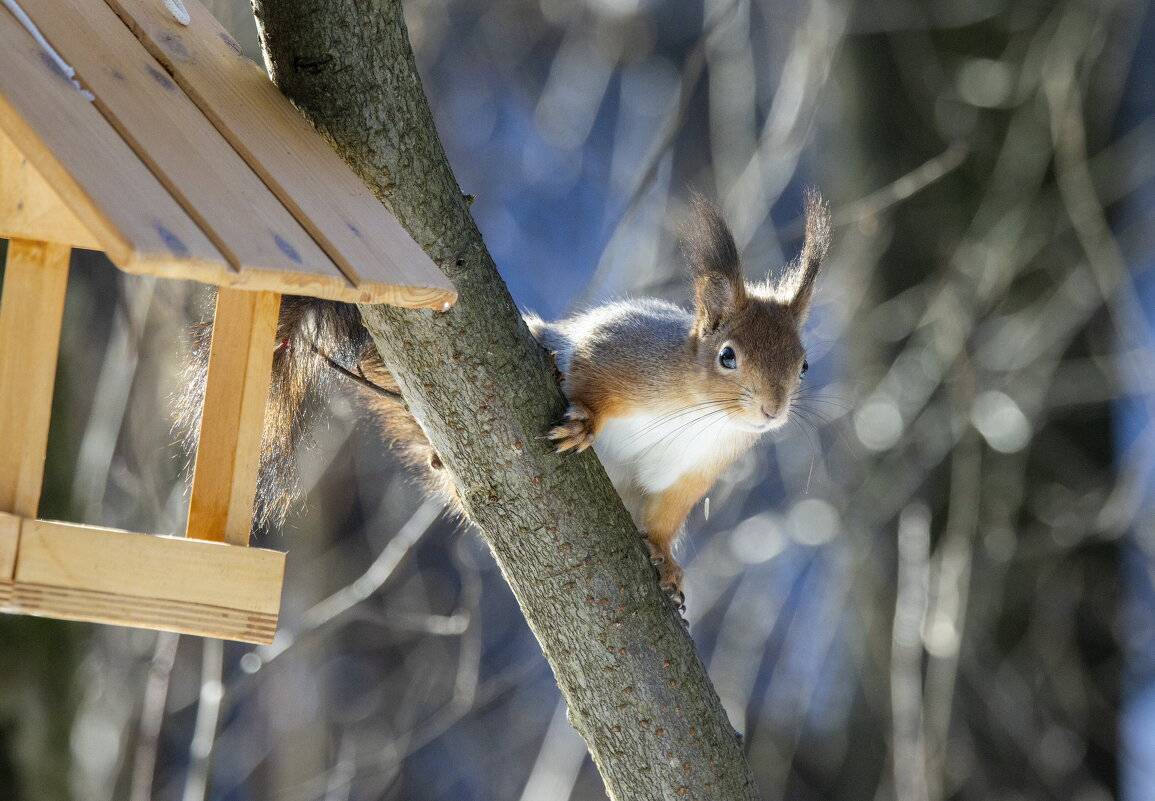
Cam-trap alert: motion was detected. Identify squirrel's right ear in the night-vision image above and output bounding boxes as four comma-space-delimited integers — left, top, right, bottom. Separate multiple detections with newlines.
683, 194, 746, 337
785, 189, 832, 319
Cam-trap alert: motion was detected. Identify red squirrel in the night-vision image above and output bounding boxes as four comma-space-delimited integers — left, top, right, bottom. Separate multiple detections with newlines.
176, 192, 831, 609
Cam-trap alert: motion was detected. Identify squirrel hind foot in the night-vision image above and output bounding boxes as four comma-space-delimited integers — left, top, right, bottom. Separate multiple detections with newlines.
546, 403, 596, 452
643, 536, 687, 614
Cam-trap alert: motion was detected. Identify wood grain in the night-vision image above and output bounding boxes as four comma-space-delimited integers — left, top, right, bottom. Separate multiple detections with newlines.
0, 128, 100, 249
14, 0, 370, 302
10, 583, 278, 642
104, 0, 457, 309
7, 518, 284, 642
0, 7, 225, 273
0, 240, 71, 518
0, 511, 19, 580
186, 288, 279, 546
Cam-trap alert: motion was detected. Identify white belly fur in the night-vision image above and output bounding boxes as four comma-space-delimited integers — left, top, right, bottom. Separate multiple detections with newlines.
593, 408, 754, 505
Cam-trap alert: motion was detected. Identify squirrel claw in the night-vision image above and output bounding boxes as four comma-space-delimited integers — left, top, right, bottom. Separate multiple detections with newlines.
659, 578, 687, 618
645, 538, 686, 611
660, 583, 684, 606
546, 403, 596, 453
639, 531, 687, 621
663, 587, 689, 626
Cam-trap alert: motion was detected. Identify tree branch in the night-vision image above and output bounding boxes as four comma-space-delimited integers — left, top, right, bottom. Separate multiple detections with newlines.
250, 0, 759, 797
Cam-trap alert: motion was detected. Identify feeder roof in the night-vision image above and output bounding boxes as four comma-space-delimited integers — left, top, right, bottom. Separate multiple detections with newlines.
0, 0, 456, 308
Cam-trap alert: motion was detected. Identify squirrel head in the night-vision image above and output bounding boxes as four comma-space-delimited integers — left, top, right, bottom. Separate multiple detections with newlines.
682, 191, 832, 434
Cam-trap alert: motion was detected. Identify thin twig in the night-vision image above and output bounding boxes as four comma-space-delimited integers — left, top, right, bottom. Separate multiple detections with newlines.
251, 499, 442, 667
129, 632, 180, 801
891, 503, 931, 801
181, 639, 224, 801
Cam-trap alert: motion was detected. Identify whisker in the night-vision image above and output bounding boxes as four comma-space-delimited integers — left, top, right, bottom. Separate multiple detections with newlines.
791, 405, 834, 426
666, 408, 742, 461
636, 404, 739, 462
794, 398, 852, 414
785, 417, 831, 443
786, 414, 822, 454
619, 406, 731, 447
790, 389, 852, 412
618, 395, 743, 446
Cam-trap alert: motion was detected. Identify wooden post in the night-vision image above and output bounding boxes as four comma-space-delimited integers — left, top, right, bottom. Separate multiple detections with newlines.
0, 239, 71, 518
185, 288, 279, 545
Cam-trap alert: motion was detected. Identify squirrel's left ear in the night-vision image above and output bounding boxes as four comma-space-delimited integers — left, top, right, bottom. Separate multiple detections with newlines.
683, 194, 746, 337
785, 189, 832, 319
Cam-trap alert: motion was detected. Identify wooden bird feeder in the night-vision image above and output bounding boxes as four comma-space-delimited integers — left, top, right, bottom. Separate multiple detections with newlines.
0, 0, 456, 643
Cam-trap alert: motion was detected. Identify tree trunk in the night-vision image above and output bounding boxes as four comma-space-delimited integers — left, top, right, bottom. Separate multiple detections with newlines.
251, 1, 759, 798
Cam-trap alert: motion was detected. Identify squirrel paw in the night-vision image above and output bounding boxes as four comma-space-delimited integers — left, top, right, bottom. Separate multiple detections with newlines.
665, 586, 689, 626
644, 538, 687, 616
662, 583, 687, 616
547, 403, 596, 453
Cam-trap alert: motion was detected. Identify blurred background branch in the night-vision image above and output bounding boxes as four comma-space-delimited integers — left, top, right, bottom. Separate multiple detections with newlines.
2, 0, 1152, 798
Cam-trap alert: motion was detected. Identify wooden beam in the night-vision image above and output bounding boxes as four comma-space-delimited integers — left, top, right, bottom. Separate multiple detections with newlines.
186, 288, 279, 546
7, 518, 284, 643
0, 513, 18, 580
0, 512, 19, 607
0, 239, 70, 518
0, 128, 100, 249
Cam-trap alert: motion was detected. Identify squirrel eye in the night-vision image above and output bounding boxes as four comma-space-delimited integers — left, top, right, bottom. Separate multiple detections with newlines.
800, 359, 809, 378
718, 346, 737, 370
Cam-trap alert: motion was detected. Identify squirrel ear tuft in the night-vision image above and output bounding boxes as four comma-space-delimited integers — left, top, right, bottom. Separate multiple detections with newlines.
784, 189, 832, 319
682, 193, 746, 336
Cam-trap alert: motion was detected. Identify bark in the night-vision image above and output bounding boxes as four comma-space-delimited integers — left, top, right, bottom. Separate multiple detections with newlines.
251, 2, 759, 799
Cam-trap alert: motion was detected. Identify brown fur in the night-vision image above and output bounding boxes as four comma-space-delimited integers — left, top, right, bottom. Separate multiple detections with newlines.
175, 296, 376, 527
176, 193, 832, 609
358, 354, 462, 512
534, 192, 831, 606
641, 470, 718, 595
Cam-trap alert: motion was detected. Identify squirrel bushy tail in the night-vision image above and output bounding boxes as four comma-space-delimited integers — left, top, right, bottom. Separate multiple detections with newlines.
175, 194, 828, 534
174, 295, 458, 530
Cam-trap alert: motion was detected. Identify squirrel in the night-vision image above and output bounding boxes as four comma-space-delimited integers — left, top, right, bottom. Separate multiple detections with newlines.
175, 191, 832, 611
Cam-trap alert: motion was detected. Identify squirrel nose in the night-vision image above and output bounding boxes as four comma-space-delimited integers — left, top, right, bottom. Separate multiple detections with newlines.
760, 403, 778, 421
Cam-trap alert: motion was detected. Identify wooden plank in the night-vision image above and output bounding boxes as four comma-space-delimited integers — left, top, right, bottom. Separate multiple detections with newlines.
0, 240, 70, 518
0, 8, 225, 274
186, 288, 278, 546
8, 518, 284, 642
10, 583, 278, 642
14, 518, 284, 616
15, 0, 368, 302
0, 512, 19, 580
0, 128, 100, 249
0, 512, 14, 615
105, 0, 458, 309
